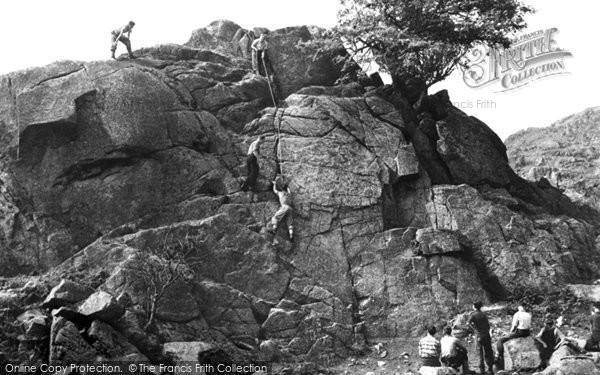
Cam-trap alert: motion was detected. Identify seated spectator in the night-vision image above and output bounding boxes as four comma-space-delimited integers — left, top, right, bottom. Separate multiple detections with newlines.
440, 327, 474, 374
419, 325, 441, 367
495, 304, 532, 369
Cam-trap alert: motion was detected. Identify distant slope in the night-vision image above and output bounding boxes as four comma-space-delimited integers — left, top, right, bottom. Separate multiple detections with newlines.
506, 107, 600, 211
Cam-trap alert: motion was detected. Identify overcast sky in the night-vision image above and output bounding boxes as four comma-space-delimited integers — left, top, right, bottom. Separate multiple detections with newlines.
1, 0, 597, 140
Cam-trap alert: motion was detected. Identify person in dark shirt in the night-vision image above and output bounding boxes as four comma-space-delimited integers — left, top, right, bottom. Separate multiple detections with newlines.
534, 318, 564, 369
585, 304, 600, 351
468, 301, 495, 375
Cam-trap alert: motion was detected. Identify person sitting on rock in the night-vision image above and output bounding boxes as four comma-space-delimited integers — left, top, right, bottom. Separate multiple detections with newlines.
467, 301, 495, 375
267, 178, 293, 240
111, 21, 136, 60
419, 325, 442, 367
241, 135, 264, 195
585, 304, 600, 351
251, 32, 271, 76
495, 304, 532, 369
534, 317, 565, 369
440, 326, 474, 374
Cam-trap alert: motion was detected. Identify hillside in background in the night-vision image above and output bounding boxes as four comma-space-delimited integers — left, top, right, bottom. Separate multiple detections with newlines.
506, 107, 600, 212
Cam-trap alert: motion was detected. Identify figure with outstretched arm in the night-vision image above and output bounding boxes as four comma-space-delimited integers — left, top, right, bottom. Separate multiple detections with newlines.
267, 179, 293, 241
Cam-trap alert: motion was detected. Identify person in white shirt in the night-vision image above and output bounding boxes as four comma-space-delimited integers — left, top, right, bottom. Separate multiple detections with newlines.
111, 21, 135, 59
267, 178, 293, 240
495, 305, 532, 369
251, 32, 271, 76
440, 327, 474, 374
241, 135, 265, 193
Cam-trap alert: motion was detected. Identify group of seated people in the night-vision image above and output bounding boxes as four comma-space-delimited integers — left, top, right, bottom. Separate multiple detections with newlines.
417, 301, 593, 375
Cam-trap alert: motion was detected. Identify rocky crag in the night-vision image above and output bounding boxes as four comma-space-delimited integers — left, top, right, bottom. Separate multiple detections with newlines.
1, 20, 600, 367
506, 107, 600, 213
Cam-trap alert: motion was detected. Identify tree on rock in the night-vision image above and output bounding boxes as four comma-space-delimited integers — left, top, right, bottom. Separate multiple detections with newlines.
124, 232, 203, 331
336, 0, 532, 99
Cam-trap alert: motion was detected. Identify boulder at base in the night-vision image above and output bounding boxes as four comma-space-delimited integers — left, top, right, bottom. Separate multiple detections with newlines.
42, 279, 95, 309
418, 366, 457, 375
504, 336, 541, 371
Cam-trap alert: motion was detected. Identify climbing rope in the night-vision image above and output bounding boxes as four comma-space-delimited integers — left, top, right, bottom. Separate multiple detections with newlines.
261, 54, 285, 181
262, 53, 277, 108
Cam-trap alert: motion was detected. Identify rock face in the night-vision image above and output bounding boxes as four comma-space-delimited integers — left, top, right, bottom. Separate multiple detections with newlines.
42, 279, 94, 309
506, 107, 600, 213
186, 21, 352, 98
539, 345, 600, 375
1, 19, 600, 364
503, 337, 541, 371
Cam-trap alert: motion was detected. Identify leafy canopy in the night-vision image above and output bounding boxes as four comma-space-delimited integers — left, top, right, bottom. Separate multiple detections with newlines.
336, 0, 532, 91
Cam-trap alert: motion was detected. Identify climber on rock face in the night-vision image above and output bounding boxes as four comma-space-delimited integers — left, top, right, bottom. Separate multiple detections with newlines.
251, 32, 272, 76
495, 304, 532, 369
241, 135, 264, 195
111, 21, 136, 60
267, 178, 293, 240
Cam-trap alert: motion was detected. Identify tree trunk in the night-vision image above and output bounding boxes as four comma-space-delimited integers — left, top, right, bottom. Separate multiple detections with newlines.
143, 295, 157, 331
392, 75, 428, 105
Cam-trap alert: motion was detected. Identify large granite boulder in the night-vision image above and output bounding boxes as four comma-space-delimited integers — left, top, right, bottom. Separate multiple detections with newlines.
42, 279, 94, 309
427, 184, 600, 297
185, 22, 351, 97
503, 336, 541, 371
537, 345, 600, 375
78, 291, 125, 322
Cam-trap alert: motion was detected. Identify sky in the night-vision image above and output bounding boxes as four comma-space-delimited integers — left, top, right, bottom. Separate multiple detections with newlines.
0, 0, 597, 140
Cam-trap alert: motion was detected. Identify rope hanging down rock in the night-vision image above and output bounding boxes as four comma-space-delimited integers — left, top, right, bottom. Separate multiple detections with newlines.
262, 56, 284, 180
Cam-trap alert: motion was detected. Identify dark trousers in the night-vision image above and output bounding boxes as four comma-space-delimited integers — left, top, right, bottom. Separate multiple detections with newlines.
585, 331, 600, 351
441, 348, 469, 371
421, 356, 441, 367
111, 34, 133, 57
496, 329, 530, 355
495, 329, 529, 370
476, 334, 494, 373
534, 341, 554, 368
241, 154, 259, 192
253, 50, 272, 76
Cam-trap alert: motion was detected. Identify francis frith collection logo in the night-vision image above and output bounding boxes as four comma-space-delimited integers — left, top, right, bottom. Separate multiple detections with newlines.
461, 28, 572, 91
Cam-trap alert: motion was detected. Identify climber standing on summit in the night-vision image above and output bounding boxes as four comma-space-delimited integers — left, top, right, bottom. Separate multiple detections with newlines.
111, 21, 136, 60
251, 32, 271, 76
267, 178, 293, 241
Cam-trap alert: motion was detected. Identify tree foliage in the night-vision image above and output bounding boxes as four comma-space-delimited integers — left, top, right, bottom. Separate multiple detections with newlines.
124, 231, 203, 331
336, 0, 532, 91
